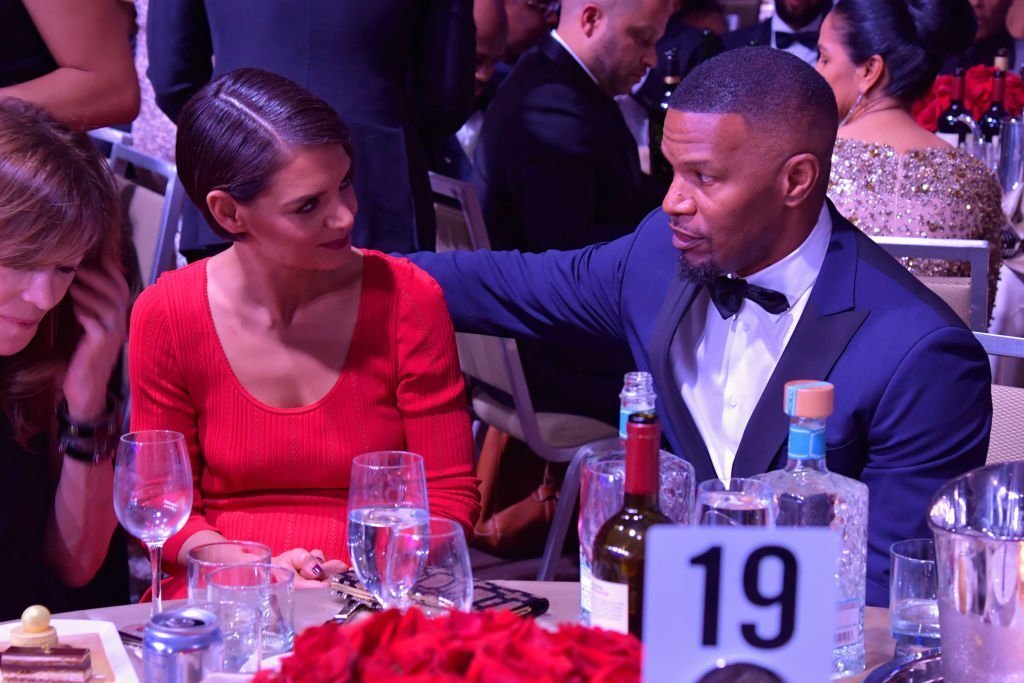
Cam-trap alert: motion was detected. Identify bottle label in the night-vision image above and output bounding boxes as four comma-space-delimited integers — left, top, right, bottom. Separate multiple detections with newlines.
835, 598, 862, 648
590, 576, 630, 634
619, 408, 630, 440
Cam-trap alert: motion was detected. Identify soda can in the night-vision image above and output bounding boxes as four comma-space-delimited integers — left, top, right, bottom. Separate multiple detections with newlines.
143, 606, 224, 683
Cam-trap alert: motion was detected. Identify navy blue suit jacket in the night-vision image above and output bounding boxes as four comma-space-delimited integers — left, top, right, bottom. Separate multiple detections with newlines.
147, 0, 474, 253
411, 203, 991, 606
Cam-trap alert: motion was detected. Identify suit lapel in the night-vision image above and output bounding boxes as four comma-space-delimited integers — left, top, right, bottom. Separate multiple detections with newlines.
731, 207, 869, 478
649, 275, 717, 482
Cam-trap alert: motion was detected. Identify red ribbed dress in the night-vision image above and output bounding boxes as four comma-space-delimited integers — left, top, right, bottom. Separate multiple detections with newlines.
128, 251, 479, 597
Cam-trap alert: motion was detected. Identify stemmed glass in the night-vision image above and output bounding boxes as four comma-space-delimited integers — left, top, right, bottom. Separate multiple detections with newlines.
113, 430, 193, 616
346, 451, 429, 606
383, 517, 473, 613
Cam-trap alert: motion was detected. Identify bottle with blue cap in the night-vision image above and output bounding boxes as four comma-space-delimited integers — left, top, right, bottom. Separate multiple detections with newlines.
755, 380, 868, 679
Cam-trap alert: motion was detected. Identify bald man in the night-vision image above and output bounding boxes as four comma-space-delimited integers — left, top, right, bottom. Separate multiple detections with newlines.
411, 48, 991, 605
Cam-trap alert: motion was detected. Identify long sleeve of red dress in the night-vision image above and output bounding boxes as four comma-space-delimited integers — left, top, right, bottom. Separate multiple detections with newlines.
128, 251, 479, 583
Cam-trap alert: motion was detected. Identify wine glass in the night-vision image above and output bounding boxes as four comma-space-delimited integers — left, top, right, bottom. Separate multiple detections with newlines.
383, 517, 473, 613
695, 478, 776, 527
346, 451, 429, 605
113, 430, 193, 616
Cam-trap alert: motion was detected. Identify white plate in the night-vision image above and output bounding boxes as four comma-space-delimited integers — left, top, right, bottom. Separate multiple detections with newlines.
0, 619, 139, 683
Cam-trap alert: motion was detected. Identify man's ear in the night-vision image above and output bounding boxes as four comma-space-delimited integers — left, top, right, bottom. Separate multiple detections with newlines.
580, 4, 604, 37
207, 190, 247, 238
780, 153, 820, 208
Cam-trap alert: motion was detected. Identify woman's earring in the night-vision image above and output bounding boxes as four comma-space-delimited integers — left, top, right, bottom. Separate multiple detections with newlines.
839, 92, 864, 127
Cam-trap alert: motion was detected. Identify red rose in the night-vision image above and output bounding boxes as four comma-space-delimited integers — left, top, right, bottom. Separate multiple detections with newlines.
913, 66, 1024, 132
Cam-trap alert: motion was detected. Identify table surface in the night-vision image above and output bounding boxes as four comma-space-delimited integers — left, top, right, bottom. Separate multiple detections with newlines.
46, 581, 895, 681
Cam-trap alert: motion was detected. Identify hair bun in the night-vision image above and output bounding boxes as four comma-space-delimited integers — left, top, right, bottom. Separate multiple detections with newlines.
904, 0, 976, 58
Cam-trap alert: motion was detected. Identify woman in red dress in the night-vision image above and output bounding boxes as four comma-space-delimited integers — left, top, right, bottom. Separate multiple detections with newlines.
128, 68, 480, 596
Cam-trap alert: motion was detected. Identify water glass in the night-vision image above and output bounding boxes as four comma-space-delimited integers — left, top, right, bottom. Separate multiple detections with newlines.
197, 601, 262, 673
383, 517, 473, 613
207, 564, 295, 656
347, 451, 429, 605
696, 478, 776, 527
890, 539, 939, 657
113, 430, 193, 616
187, 541, 272, 604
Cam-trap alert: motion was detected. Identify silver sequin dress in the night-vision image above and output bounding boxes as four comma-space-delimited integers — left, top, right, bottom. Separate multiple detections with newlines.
828, 138, 1004, 312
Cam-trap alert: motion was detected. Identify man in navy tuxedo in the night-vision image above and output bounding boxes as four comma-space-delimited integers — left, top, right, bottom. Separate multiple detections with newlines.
723, 0, 831, 65
147, 0, 475, 255
411, 47, 991, 606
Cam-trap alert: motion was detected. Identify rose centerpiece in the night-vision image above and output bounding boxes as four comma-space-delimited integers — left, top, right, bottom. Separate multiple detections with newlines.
252, 608, 641, 683
912, 65, 1024, 132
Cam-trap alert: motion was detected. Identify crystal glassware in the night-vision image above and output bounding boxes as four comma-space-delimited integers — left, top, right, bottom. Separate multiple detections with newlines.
889, 539, 939, 658
113, 430, 193, 616
695, 478, 775, 527
383, 516, 473, 613
346, 451, 429, 605
207, 563, 295, 656
186, 540, 272, 604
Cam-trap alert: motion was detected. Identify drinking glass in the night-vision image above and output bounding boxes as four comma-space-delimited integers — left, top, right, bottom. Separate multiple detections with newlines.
889, 539, 940, 658
382, 517, 473, 613
347, 451, 429, 605
696, 478, 776, 527
187, 541, 272, 604
207, 564, 295, 656
195, 601, 262, 673
113, 430, 193, 616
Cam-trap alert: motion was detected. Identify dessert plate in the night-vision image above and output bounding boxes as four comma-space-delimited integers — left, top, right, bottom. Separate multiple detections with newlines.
0, 619, 139, 683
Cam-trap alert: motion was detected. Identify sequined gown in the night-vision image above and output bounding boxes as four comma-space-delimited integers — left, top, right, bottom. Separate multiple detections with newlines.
828, 138, 1004, 312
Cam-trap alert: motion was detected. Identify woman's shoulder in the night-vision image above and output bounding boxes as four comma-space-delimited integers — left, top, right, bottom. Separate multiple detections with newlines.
133, 260, 209, 323
360, 250, 445, 301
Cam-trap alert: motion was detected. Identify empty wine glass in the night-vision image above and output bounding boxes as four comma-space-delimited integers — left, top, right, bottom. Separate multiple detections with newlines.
346, 451, 429, 605
696, 478, 776, 527
113, 430, 193, 616
383, 517, 473, 613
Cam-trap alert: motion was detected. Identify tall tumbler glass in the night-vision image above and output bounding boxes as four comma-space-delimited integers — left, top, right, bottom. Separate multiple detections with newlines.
696, 478, 776, 527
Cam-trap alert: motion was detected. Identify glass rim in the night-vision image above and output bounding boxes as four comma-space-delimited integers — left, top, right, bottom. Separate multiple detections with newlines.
394, 516, 465, 538
890, 538, 936, 561
697, 477, 773, 493
351, 450, 424, 469
206, 562, 295, 588
186, 540, 273, 565
120, 430, 185, 446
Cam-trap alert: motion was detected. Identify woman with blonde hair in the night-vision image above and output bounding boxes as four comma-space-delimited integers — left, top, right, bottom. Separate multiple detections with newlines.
0, 97, 131, 619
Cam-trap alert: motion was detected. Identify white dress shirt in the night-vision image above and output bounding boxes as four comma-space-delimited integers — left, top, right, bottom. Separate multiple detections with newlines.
550, 29, 599, 85
671, 204, 832, 480
770, 13, 823, 67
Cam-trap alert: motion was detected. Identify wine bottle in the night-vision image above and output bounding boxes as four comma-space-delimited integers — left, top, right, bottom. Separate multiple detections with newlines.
579, 371, 657, 626
648, 48, 680, 185
979, 69, 1008, 143
755, 381, 868, 678
936, 68, 974, 148
590, 412, 670, 638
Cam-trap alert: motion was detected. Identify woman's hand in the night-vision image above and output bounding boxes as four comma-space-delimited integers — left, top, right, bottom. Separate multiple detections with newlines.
61, 260, 130, 422
272, 548, 347, 589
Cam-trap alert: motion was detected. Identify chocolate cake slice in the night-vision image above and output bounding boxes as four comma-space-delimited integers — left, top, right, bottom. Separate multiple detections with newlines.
0, 645, 92, 682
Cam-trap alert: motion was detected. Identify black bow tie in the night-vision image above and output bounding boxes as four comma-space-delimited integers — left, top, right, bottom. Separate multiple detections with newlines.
775, 30, 818, 51
707, 276, 791, 319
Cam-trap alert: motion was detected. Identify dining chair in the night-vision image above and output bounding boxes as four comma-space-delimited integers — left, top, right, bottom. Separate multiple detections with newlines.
872, 236, 990, 332
975, 332, 1024, 464
429, 172, 619, 580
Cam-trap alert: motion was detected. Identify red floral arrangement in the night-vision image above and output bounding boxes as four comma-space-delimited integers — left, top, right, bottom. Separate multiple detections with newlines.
252, 609, 641, 683
912, 65, 1024, 132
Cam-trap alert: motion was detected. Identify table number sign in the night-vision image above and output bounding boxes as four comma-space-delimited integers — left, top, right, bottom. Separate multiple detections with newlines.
643, 526, 838, 682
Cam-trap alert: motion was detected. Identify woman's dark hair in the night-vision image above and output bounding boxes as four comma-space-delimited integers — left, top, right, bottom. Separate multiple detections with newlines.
175, 68, 355, 242
831, 0, 977, 104
0, 97, 122, 444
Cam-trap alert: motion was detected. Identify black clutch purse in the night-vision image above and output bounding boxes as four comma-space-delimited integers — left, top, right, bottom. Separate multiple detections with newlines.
329, 569, 550, 618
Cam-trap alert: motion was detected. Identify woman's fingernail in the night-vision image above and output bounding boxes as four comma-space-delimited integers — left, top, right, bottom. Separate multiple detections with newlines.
311, 564, 324, 577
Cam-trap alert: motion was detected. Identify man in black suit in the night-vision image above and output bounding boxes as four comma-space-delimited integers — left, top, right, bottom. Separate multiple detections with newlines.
723, 0, 831, 66
147, 0, 475, 255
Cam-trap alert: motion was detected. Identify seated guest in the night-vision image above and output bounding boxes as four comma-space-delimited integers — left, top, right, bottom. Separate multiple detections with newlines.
819, 0, 1004, 313
0, 0, 139, 129
504, 0, 561, 62
410, 47, 991, 606
943, 0, 1014, 71
129, 69, 480, 596
0, 98, 129, 619
723, 0, 831, 66
433, 0, 509, 181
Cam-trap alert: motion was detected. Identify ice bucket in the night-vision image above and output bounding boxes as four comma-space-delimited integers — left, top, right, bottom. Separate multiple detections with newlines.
928, 462, 1024, 682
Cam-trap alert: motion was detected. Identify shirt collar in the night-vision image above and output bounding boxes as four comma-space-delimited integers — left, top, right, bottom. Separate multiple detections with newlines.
551, 29, 600, 86
742, 202, 832, 313
770, 12, 823, 36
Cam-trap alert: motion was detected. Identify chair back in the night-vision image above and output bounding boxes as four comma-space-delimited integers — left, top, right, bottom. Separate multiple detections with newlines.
86, 127, 133, 162
976, 332, 1024, 463
873, 236, 989, 331
108, 143, 184, 286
